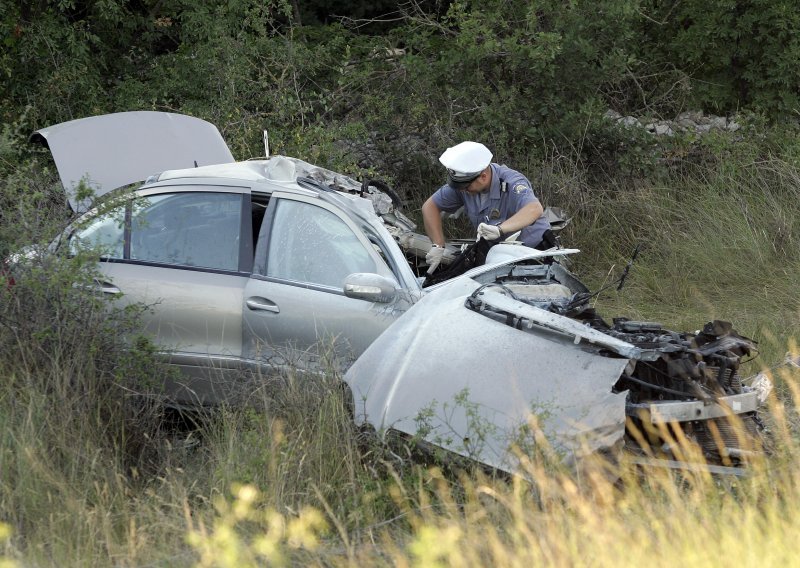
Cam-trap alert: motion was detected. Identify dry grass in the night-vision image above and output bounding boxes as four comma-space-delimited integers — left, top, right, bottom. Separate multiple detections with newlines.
177, 363, 800, 567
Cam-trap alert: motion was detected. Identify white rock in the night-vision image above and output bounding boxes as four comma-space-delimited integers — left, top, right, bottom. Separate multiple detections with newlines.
620, 116, 641, 128
655, 123, 674, 136
676, 110, 704, 122
709, 116, 727, 129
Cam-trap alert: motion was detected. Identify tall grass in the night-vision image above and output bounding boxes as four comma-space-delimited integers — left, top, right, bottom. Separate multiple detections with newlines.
0, 252, 175, 564
0, 252, 401, 565
178, 361, 800, 567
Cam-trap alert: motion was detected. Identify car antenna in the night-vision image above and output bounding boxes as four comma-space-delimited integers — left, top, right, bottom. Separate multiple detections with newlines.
616, 243, 641, 291
564, 243, 642, 310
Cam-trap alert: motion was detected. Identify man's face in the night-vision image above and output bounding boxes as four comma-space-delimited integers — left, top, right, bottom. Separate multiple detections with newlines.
459, 170, 491, 194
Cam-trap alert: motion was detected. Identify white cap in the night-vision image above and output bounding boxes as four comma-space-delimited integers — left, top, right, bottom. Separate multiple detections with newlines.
439, 141, 493, 182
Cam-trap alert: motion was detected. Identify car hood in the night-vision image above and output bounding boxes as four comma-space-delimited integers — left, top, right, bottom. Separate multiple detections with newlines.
31, 111, 235, 211
453, 245, 580, 285
344, 277, 630, 475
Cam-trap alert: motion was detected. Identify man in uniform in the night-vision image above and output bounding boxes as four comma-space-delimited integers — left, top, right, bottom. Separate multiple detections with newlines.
422, 141, 553, 273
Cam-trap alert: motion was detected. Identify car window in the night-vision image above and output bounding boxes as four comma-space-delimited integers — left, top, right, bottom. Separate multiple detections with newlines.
130, 192, 242, 271
266, 199, 376, 288
69, 203, 126, 259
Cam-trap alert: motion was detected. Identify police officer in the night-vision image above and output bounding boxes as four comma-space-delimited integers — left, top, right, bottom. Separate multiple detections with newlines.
422, 141, 552, 273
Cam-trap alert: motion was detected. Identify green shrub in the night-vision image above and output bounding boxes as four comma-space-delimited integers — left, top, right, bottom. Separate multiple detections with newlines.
639, 0, 800, 116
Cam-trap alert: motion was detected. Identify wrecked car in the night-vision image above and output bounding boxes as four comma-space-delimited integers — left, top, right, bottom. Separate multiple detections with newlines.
25, 111, 767, 474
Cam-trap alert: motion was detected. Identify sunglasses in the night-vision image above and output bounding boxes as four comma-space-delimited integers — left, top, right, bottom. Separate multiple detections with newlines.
447, 172, 480, 191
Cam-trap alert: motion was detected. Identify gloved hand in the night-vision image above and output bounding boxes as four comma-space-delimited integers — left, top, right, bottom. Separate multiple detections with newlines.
476, 222, 502, 241
426, 244, 445, 274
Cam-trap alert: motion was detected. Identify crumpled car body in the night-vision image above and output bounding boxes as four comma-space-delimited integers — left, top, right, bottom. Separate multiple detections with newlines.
348, 246, 765, 471
346, 272, 631, 471
29, 112, 766, 474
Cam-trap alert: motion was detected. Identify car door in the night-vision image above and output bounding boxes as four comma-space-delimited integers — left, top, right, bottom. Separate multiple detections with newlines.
68, 185, 252, 403
242, 193, 410, 372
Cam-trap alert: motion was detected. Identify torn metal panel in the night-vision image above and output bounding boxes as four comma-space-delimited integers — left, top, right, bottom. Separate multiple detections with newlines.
31, 112, 234, 211
471, 287, 641, 359
629, 458, 749, 478
345, 278, 629, 474
629, 391, 760, 424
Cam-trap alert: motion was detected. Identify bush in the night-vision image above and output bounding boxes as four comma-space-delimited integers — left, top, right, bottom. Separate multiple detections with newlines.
0, 239, 175, 560
638, 0, 800, 116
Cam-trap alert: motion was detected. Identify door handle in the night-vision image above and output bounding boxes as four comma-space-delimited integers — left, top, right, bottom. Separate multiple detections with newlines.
246, 296, 280, 313
93, 279, 121, 295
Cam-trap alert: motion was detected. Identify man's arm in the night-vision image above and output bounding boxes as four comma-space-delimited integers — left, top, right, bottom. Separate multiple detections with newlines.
497, 201, 543, 236
422, 196, 446, 246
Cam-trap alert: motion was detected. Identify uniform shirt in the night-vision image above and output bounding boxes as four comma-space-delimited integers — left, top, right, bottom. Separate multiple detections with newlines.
432, 163, 551, 248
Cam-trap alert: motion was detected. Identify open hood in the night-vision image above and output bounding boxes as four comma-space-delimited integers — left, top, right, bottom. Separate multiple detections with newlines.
31, 111, 235, 211
459, 245, 580, 282
344, 277, 630, 475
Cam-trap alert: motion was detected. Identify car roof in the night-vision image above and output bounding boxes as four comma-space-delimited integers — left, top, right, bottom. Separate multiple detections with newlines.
150, 156, 379, 221
155, 155, 361, 191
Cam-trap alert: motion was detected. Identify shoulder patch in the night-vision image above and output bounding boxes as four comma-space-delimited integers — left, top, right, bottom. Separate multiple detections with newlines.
513, 183, 530, 194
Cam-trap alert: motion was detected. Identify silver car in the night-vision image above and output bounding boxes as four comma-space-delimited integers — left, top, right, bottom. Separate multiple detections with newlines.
33, 111, 767, 475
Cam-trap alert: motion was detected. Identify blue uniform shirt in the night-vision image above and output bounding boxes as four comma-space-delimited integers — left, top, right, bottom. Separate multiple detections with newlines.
432, 163, 551, 248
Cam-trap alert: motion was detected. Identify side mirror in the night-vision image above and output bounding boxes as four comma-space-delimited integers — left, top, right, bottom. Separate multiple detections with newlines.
343, 273, 398, 303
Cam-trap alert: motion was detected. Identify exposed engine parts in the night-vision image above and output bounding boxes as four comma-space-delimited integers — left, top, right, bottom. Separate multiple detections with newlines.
459, 255, 764, 467
578, 316, 758, 402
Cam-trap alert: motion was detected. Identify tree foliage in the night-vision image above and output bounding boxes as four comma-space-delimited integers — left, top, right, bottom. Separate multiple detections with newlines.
638, 0, 800, 115
1, 0, 799, 187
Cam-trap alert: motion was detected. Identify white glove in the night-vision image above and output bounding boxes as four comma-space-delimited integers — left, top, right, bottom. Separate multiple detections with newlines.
426, 244, 445, 274
477, 222, 502, 241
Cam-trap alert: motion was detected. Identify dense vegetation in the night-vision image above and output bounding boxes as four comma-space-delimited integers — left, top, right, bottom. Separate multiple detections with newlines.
2, 0, 800, 565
